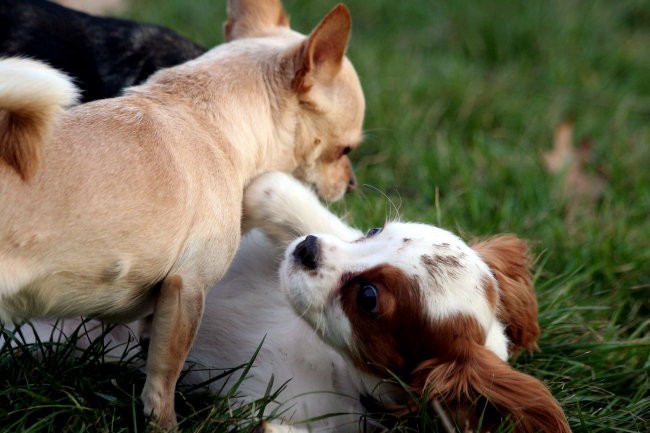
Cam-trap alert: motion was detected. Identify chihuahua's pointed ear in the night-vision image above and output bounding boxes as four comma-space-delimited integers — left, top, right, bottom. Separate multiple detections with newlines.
472, 235, 540, 353
224, 0, 290, 41
414, 344, 571, 433
291, 4, 351, 92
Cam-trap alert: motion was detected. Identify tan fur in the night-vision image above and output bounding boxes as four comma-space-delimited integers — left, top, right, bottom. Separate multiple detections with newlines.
224, 0, 290, 41
142, 275, 204, 428
472, 235, 541, 352
0, 1, 364, 427
286, 4, 364, 198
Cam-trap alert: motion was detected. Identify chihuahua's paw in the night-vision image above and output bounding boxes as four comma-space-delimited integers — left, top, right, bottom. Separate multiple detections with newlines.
243, 171, 361, 243
252, 421, 309, 433
141, 379, 176, 431
245, 172, 311, 212
243, 172, 318, 241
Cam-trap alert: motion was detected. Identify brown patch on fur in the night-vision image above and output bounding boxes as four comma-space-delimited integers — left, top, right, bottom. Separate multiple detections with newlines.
420, 254, 440, 282
420, 253, 462, 284
339, 265, 485, 378
482, 275, 498, 311
339, 263, 568, 432
223, 0, 290, 42
411, 341, 570, 433
340, 264, 430, 376
0, 109, 45, 181
471, 235, 540, 352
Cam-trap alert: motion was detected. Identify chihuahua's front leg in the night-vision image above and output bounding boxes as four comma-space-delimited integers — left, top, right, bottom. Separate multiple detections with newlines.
243, 172, 362, 244
141, 274, 204, 429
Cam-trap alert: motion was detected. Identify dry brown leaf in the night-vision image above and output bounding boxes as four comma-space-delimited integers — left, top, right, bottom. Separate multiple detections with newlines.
543, 122, 607, 220
544, 122, 574, 174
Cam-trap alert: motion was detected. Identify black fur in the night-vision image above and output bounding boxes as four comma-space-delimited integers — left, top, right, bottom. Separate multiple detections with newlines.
0, 0, 206, 102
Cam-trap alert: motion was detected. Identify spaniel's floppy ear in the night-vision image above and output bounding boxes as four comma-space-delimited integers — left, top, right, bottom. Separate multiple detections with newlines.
472, 235, 540, 352
224, 0, 290, 41
413, 344, 571, 433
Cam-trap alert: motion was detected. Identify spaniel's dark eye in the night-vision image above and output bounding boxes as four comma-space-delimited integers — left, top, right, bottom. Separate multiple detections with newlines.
357, 284, 379, 315
366, 227, 382, 237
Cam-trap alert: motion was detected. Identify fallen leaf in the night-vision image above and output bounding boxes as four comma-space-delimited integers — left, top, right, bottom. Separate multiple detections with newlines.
543, 122, 607, 221
543, 122, 574, 174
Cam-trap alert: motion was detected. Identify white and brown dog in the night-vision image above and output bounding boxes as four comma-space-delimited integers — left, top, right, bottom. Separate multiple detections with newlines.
0, 0, 364, 427
186, 172, 571, 433
16, 173, 571, 432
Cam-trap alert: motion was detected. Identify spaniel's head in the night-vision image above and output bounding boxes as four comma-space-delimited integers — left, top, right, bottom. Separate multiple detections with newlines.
280, 223, 569, 433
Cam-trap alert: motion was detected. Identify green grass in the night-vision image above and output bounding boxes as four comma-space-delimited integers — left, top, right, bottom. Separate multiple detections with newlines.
2, 0, 649, 431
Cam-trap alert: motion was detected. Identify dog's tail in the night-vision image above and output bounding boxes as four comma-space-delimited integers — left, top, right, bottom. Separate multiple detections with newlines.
0, 57, 78, 181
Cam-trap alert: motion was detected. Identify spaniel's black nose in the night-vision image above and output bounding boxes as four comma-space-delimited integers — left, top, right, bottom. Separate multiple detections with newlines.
293, 235, 320, 270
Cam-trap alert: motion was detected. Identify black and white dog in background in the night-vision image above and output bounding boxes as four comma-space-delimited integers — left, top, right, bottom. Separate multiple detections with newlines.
0, 0, 205, 102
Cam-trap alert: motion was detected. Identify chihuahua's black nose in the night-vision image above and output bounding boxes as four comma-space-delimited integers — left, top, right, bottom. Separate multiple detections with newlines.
293, 235, 320, 270
347, 174, 357, 193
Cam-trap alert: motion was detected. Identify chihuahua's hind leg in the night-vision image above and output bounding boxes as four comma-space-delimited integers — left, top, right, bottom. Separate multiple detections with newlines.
140, 274, 204, 429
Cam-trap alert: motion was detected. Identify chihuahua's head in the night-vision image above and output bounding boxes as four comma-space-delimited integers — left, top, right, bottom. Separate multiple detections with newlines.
280, 225, 569, 432
224, 0, 364, 201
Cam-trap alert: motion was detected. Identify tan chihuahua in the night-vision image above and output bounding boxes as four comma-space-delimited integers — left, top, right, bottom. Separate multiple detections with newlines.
0, 0, 364, 427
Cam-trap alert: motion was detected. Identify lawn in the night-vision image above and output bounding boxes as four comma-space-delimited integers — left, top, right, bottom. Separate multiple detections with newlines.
1, 0, 648, 432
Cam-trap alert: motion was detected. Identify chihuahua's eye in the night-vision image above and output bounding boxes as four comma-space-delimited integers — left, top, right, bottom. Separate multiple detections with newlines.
357, 284, 379, 315
339, 146, 352, 158
366, 227, 382, 237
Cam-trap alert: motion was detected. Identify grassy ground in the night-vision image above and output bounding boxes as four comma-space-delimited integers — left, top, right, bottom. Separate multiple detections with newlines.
2, 0, 649, 432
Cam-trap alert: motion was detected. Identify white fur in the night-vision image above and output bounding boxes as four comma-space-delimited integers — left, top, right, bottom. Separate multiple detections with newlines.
243, 171, 362, 245
485, 320, 510, 361
0, 57, 78, 113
